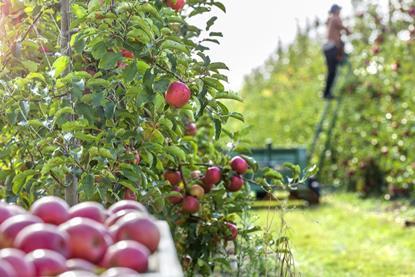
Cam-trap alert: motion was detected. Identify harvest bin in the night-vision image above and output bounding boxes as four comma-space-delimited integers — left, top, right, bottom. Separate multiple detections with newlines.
145, 221, 184, 277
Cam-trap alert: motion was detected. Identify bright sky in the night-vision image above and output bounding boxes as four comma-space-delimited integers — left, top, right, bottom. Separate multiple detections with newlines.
190, 0, 388, 91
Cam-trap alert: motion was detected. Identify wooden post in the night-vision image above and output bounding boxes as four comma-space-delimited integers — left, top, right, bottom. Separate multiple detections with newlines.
60, 0, 78, 205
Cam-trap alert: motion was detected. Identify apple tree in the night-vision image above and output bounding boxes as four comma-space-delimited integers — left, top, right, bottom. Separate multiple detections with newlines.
0, 0, 293, 274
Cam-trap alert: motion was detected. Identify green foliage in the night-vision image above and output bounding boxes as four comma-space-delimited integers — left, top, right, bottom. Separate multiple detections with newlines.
232, 0, 415, 197
0, 0, 294, 275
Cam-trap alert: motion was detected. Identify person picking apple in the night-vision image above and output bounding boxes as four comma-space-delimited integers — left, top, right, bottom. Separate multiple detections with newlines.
322, 4, 351, 100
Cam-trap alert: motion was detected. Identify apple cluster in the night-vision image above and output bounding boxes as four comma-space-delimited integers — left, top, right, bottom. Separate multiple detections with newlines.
0, 197, 162, 277
164, 156, 249, 240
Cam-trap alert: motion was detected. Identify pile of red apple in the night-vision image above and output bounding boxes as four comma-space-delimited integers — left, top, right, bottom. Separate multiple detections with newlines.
0, 197, 161, 277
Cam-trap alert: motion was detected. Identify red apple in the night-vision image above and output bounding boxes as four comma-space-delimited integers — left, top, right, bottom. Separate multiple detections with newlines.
69, 202, 106, 223
0, 260, 15, 277
134, 152, 141, 165
100, 267, 140, 277
66, 259, 97, 272
30, 196, 69, 225
190, 185, 205, 199
230, 156, 249, 174
165, 81, 191, 108
226, 175, 244, 192
108, 200, 147, 215
120, 49, 134, 59
164, 170, 182, 186
58, 270, 98, 277
166, 0, 186, 12
26, 249, 67, 277
185, 123, 197, 136
15, 223, 70, 257
202, 166, 222, 187
123, 189, 137, 200
0, 214, 42, 247
182, 196, 200, 213
59, 218, 110, 263
113, 213, 160, 253
104, 210, 143, 227
0, 204, 13, 224
167, 186, 184, 205
0, 248, 35, 277
102, 241, 149, 273
225, 222, 238, 241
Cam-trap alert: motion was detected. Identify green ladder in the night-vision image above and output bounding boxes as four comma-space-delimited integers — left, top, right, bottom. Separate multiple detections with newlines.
308, 60, 353, 179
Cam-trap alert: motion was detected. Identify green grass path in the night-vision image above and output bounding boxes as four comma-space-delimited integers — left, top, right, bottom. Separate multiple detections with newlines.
256, 194, 415, 277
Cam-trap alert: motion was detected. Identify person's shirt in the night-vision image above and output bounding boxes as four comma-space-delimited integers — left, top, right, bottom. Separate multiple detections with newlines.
326, 15, 344, 48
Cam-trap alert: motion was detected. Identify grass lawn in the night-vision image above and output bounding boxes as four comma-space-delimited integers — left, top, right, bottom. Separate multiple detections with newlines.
255, 193, 415, 277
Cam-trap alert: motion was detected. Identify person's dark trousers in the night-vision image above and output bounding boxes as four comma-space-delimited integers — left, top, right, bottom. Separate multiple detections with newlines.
323, 46, 339, 99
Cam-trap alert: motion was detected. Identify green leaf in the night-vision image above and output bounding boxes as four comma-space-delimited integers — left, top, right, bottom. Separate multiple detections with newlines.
99, 52, 122, 70
41, 157, 66, 175
213, 118, 222, 140
213, 2, 226, 13
208, 62, 229, 71
122, 62, 138, 83
166, 146, 186, 162
215, 92, 243, 101
53, 107, 74, 122
160, 40, 190, 55
12, 170, 36, 194
21, 60, 38, 72
206, 16, 218, 31
79, 174, 95, 198
53, 56, 70, 77
61, 119, 89, 132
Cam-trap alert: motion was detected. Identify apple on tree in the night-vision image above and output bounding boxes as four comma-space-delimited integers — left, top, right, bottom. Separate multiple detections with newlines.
189, 184, 205, 199
225, 222, 238, 241
166, 0, 186, 12
167, 186, 184, 204
226, 175, 244, 192
230, 156, 249, 174
182, 196, 200, 214
165, 81, 191, 108
202, 166, 222, 192
185, 123, 197, 136
164, 170, 182, 186
120, 49, 134, 59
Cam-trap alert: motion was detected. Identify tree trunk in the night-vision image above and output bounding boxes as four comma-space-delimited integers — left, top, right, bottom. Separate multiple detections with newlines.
60, 0, 78, 206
